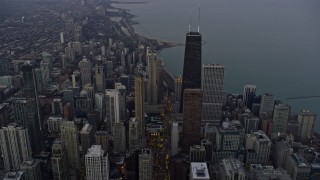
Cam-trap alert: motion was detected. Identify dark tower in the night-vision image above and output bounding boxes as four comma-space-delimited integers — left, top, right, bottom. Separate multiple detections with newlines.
181, 89, 203, 151
21, 62, 43, 155
179, 32, 202, 112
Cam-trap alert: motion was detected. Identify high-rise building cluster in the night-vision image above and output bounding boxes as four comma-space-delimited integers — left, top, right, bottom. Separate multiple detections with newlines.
0, 1, 319, 180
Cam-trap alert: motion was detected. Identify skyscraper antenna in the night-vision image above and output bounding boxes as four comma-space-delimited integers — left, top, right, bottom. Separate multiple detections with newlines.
198, 3, 200, 32
189, 8, 191, 32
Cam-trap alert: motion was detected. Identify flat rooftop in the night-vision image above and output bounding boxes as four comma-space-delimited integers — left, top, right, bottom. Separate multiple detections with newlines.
190, 162, 210, 179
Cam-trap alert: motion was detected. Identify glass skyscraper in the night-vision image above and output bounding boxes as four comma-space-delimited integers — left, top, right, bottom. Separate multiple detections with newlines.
179, 32, 202, 113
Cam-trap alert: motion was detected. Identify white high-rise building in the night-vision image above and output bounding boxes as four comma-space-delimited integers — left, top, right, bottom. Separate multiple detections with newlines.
105, 89, 120, 133
79, 57, 92, 86
259, 93, 274, 118
95, 93, 105, 120
115, 83, 127, 121
272, 104, 290, 139
40, 61, 50, 86
139, 149, 153, 180
60, 32, 64, 44
202, 64, 224, 126
220, 159, 245, 180
190, 162, 210, 180
171, 122, 179, 156
243, 84, 256, 107
85, 145, 109, 180
60, 121, 80, 173
245, 130, 272, 166
0, 123, 32, 171
298, 110, 316, 139
146, 50, 162, 105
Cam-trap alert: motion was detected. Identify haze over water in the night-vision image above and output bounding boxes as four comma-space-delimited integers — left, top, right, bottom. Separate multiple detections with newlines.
113, 0, 320, 132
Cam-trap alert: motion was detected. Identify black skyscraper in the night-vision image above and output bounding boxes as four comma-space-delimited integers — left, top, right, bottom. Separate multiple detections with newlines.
179, 32, 202, 112
21, 62, 43, 155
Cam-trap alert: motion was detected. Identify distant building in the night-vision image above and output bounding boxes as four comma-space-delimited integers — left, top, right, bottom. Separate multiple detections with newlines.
95, 131, 109, 152
0, 75, 14, 87
190, 145, 206, 162
60, 121, 80, 178
95, 59, 105, 92
285, 153, 311, 180
201, 140, 213, 162
245, 131, 272, 166
3, 172, 25, 180
0, 124, 32, 171
106, 61, 113, 79
190, 162, 210, 180
60, 32, 64, 44
115, 83, 127, 121
175, 76, 182, 102
243, 85, 256, 108
146, 49, 163, 105
272, 104, 290, 139
51, 98, 63, 116
274, 141, 293, 169
95, 93, 105, 120
80, 123, 94, 154
220, 158, 246, 180
298, 110, 316, 139
287, 120, 300, 137
134, 75, 145, 143
63, 103, 74, 121
213, 122, 245, 163
85, 145, 109, 180
105, 89, 120, 133
0, 103, 10, 127
20, 159, 41, 180
21, 63, 43, 154
51, 139, 69, 180
244, 116, 259, 134
47, 116, 63, 134
171, 122, 179, 156
202, 64, 224, 126
139, 149, 153, 180
249, 164, 291, 180
113, 122, 126, 153
182, 89, 203, 151
79, 57, 92, 86
129, 118, 139, 152
40, 61, 50, 87
259, 93, 274, 118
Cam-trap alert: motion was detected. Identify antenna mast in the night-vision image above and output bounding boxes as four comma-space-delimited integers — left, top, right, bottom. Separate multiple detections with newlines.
198, 3, 201, 32
189, 8, 191, 32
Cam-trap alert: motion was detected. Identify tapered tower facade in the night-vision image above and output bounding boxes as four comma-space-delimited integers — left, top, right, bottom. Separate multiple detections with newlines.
179, 32, 202, 112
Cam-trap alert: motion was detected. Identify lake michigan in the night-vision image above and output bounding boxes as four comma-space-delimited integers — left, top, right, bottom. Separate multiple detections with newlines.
113, 0, 320, 133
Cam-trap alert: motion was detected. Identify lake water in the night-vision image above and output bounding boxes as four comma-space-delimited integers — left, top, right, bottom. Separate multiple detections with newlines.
113, 0, 320, 132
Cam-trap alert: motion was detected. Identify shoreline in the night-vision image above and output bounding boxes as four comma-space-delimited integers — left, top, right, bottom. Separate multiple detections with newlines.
109, 1, 183, 50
